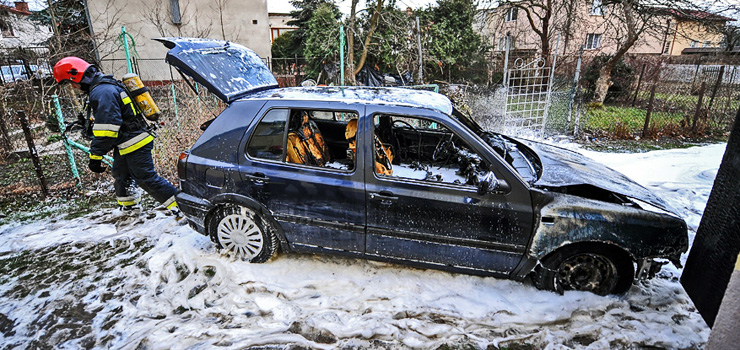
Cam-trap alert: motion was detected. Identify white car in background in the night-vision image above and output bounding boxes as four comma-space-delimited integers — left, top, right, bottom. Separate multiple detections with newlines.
0, 62, 53, 83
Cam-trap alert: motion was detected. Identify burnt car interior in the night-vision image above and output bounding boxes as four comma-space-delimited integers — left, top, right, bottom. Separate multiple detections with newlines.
248, 109, 492, 185
248, 108, 360, 171
371, 114, 491, 187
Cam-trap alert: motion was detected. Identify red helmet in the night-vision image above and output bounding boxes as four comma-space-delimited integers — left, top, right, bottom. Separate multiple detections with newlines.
53, 57, 91, 83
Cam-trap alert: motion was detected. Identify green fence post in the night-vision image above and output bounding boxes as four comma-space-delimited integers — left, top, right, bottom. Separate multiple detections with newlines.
171, 83, 180, 131
340, 25, 345, 85
122, 26, 133, 74
67, 139, 114, 167
53, 95, 81, 187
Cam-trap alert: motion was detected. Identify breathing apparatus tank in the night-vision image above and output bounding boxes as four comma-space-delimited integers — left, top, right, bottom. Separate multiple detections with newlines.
122, 73, 161, 121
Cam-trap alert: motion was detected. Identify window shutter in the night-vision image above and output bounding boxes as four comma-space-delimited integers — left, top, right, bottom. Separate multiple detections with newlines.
171, 0, 182, 25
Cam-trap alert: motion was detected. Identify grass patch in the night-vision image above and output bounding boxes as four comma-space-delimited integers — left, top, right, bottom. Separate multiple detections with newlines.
585, 105, 684, 133
637, 91, 740, 112
0, 192, 117, 226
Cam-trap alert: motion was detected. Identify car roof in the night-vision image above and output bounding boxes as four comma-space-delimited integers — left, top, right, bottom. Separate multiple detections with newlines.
242, 86, 453, 115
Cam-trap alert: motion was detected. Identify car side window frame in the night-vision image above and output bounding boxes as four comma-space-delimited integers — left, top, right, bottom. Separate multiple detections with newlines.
364, 106, 529, 192
244, 104, 361, 174
369, 112, 492, 190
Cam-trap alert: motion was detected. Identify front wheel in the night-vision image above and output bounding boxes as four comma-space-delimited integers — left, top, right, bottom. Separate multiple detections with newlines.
208, 205, 277, 263
533, 247, 634, 296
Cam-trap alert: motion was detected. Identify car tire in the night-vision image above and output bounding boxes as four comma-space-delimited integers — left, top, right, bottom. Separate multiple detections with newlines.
208, 205, 277, 263
532, 245, 634, 296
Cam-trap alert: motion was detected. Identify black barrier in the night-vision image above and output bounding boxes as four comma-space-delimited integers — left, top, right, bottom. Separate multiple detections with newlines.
681, 106, 740, 327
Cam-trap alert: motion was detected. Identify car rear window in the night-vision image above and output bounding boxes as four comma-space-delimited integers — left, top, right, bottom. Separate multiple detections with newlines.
246, 108, 358, 172
246, 109, 288, 161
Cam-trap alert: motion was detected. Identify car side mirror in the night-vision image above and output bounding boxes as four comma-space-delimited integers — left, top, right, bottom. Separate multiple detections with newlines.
478, 172, 511, 195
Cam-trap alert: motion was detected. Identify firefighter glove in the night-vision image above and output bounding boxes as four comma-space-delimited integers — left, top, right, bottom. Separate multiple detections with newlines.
88, 158, 107, 173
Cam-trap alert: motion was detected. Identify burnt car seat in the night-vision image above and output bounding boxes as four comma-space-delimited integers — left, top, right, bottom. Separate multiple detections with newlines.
345, 118, 393, 175
286, 111, 331, 166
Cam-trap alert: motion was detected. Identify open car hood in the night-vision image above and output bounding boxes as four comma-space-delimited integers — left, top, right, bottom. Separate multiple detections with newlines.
523, 141, 675, 213
155, 37, 278, 103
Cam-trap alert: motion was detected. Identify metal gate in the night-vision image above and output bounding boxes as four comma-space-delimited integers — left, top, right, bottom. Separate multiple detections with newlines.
503, 57, 554, 135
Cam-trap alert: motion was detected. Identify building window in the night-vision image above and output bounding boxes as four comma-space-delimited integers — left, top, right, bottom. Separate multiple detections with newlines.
690, 40, 698, 48
590, 0, 603, 16
0, 20, 14, 37
170, 0, 182, 25
271, 28, 295, 42
253, 19, 258, 25
703, 41, 711, 48
505, 8, 517, 22
585, 33, 601, 49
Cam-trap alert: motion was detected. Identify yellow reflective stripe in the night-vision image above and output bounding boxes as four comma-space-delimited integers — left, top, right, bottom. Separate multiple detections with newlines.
92, 130, 119, 138
119, 134, 154, 155
89, 154, 103, 160
92, 123, 121, 132
119, 132, 150, 149
121, 91, 137, 115
163, 195, 177, 209
117, 196, 140, 207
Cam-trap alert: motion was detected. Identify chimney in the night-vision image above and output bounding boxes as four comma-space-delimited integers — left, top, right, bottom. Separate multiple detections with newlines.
14, 2, 29, 12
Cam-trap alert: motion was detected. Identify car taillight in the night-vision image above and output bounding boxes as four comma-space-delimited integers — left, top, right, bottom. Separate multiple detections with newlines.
177, 150, 189, 180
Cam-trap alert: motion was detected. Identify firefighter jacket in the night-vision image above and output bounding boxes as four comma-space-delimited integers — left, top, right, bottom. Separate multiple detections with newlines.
88, 73, 153, 160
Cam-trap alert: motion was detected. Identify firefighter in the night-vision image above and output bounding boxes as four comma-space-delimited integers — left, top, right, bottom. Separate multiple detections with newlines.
53, 57, 179, 213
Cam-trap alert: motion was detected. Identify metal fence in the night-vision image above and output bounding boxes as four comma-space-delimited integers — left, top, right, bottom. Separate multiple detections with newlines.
3, 46, 740, 200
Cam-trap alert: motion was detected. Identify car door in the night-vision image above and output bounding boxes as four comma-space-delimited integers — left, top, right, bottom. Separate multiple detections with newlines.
238, 100, 367, 254
362, 105, 534, 276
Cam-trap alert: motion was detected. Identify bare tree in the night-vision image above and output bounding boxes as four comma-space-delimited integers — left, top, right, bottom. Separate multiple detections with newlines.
137, 0, 213, 39
345, 0, 359, 85
591, 0, 728, 103
349, 0, 384, 76
491, 0, 586, 62
210, 0, 230, 41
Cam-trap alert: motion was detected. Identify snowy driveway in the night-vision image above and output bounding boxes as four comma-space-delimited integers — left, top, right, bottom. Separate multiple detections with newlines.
0, 143, 726, 349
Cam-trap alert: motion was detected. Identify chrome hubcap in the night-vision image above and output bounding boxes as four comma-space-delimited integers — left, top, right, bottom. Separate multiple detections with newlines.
217, 213, 264, 259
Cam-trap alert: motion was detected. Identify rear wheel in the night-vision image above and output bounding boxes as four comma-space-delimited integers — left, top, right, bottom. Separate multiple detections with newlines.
533, 246, 634, 296
208, 205, 277, 263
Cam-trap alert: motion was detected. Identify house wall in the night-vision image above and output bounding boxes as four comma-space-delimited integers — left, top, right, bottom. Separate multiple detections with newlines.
671, 20, 725, 54
88, 0, 271, 81
268, 13, 296, 42
485, 3, 727, 59
490, 4, 615, 57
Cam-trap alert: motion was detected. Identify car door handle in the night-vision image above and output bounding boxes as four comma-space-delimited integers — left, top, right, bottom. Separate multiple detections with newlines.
246, 172, 270, 185
370, 191, 398, 205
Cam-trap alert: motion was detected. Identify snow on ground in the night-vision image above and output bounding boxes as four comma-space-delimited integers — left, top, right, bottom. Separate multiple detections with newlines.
0, 143, 727, 350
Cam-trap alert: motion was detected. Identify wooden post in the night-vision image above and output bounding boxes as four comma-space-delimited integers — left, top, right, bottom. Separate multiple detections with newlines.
691, 59, 701, 92
631, 63, 647, 107
693, 81, 707, 133
642, 83, 658, 138
0, 112, 11, 154
17, 110, 49, 197
708, 65, 726, 114
642, 64, 661, 138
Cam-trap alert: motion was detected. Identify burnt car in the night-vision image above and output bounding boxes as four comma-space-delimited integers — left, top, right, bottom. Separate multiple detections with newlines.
159, 38, 688, 295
